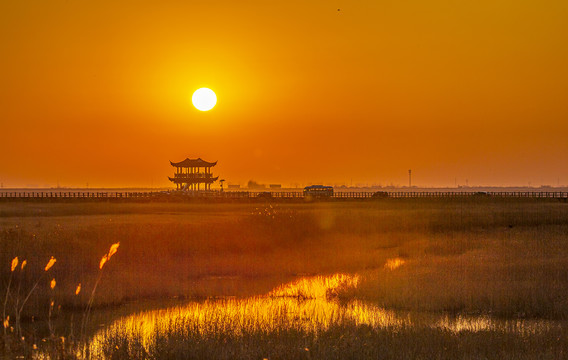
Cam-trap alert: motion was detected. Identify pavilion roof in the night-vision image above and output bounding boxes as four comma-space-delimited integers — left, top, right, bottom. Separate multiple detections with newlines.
170, 158, 217, 167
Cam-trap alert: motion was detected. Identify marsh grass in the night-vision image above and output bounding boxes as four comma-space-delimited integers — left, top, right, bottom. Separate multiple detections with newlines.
0, 199, 567, 358
0, 242, 119, 359
2, 200, 568, 316
90, 273, 567, 360
268, 273, 359, 299
93, 325, 567, 360
348, 225, 568, 318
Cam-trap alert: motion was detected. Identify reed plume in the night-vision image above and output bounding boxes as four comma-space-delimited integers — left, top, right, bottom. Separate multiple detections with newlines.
99, 256, 107, 270
11, 257, 18, 272
45, 256, 56, 271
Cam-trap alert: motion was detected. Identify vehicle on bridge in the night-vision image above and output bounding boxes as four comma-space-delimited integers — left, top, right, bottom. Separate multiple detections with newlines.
303, 185, 334, 197
473, 191, 491, 196
372, 191, 389, 198
257, 192, 273, 199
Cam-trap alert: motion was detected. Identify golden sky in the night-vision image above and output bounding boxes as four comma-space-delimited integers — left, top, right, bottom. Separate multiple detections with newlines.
1, 0, 567, 188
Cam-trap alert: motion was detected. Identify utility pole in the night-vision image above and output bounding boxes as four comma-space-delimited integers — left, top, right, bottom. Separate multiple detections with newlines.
408, 170, 412, 188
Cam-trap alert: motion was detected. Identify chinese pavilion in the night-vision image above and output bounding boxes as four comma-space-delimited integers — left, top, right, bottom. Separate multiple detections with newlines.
168, 158, 219, 191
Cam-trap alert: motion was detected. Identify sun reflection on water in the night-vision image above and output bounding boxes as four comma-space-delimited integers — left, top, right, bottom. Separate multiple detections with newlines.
88, 273, 562, 356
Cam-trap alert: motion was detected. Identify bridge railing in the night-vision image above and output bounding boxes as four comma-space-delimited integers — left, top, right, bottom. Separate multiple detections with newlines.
0, 191, 567, 200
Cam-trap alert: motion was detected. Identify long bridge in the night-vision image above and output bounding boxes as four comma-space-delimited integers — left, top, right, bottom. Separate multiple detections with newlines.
1, 190, 567, 201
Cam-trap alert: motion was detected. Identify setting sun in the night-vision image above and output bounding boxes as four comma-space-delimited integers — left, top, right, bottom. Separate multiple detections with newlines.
192, 88, 217, 111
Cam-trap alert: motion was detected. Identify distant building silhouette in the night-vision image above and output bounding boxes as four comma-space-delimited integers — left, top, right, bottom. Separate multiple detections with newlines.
169, 158, 218, 191
247, 180, 266, 189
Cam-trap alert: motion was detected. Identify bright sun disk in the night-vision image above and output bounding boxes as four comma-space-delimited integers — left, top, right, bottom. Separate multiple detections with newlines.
192, 88, 217, 111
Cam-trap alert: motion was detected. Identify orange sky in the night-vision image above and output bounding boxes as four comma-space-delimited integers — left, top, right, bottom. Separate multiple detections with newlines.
1, 0, 567, 188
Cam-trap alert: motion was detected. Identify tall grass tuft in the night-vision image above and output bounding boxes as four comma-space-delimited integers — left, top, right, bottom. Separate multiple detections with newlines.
268, 273, 359, 299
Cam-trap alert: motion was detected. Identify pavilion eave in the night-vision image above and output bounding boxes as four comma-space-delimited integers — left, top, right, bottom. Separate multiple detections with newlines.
170, 158, 217, 168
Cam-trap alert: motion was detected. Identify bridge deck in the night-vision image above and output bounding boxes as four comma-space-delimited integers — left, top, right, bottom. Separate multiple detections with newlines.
0, 191, 567, 201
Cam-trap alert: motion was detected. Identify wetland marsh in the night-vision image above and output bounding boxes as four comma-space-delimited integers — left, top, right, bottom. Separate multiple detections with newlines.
1, 199, 567, 358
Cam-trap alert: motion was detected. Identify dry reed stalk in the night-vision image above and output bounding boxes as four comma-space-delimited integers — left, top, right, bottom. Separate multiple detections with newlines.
80, 242, 120, 356
14, 256, 56, 337
2, 257, 18, 336
68, 283, 82, 340
48, 279, 56, 337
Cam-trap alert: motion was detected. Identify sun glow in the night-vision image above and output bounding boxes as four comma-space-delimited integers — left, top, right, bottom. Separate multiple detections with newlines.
192, 88, 217, 111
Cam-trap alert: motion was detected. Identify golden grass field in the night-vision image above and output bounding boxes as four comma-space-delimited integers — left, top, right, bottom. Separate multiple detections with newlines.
1, 198, 567, 358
